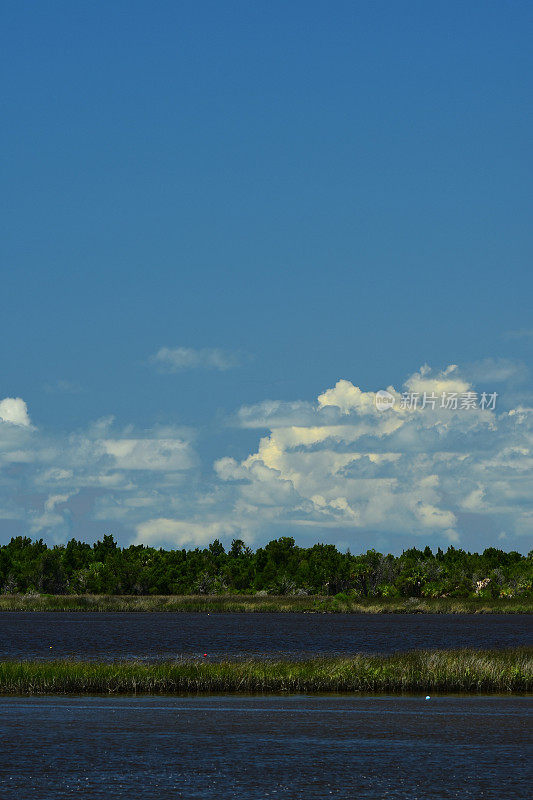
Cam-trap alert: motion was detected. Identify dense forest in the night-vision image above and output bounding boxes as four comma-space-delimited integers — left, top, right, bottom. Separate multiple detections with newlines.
0, 535, 531, 599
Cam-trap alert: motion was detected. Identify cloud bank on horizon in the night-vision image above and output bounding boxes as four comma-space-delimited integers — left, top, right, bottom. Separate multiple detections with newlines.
0, 362, 531, 553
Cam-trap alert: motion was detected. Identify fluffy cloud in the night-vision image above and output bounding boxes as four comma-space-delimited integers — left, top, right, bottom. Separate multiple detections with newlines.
318, 380, 380, 415
102, 438, 196, 471
216, 365, 532, 549
0, 403, 201, 540
0, 397, 32, 427
403, 364, 470, 396
150, 346, 242, 372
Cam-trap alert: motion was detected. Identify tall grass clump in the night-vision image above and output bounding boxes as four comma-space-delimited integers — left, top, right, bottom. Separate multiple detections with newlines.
0, 648, 530, 695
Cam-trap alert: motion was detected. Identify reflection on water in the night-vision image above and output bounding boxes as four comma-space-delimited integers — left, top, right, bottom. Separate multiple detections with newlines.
0, 612, 531, 661
0, 696, 530, 799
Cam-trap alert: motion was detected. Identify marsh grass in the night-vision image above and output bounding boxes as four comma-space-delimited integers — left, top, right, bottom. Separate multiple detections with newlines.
0, 594, 530, 614
0, 648, 530, 695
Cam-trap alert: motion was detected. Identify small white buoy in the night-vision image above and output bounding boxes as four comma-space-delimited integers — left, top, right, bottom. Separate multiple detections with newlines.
425, 695, 431, 700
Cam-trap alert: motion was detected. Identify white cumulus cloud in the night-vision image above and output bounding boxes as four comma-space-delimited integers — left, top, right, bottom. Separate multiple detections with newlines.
0, 397, 32, 427
219, 364, 533, 549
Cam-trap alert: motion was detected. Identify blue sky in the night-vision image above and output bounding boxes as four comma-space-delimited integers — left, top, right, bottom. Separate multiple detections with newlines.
1, 1, 532, 553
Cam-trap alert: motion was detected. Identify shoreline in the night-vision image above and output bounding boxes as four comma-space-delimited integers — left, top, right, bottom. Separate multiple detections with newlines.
0, 594, 531, 614
0, 648, 530, 695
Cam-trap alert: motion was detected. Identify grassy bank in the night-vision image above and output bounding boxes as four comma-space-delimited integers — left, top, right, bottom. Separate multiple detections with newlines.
0, 649, 530, 695
0, 594, 531, 613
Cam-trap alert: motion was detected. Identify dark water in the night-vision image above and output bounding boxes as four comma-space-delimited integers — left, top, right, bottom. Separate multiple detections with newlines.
0, 612, 530, 661
0, 696, 530, 799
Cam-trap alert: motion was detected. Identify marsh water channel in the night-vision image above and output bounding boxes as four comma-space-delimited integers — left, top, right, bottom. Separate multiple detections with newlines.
0, 611, 530, 661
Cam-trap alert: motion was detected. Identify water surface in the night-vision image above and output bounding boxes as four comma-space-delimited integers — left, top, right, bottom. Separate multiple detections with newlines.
0, 696, 530, 799
0, 612, 530, 661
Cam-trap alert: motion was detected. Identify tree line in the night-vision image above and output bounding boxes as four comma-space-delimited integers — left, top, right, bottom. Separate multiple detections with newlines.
0, 535, 531, 598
